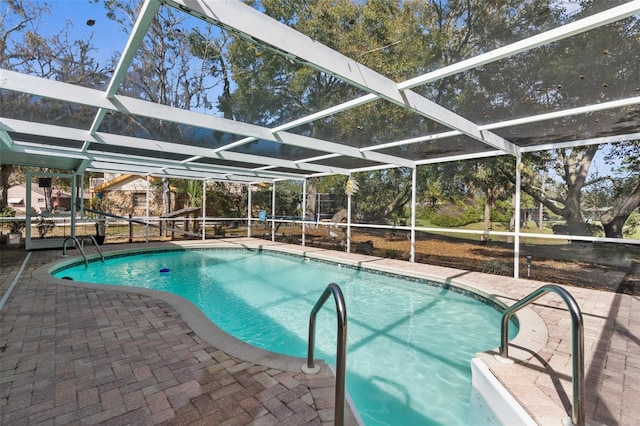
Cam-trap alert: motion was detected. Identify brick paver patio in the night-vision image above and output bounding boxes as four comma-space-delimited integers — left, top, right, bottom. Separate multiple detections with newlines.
0, 242, 357, 425
1, 238, 639, 425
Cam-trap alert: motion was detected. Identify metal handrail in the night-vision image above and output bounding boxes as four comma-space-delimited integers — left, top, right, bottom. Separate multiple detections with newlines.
62, 236, 88, 267
80, 236, 105, 263
304, 283, 348, 426
499, 284, 584, 426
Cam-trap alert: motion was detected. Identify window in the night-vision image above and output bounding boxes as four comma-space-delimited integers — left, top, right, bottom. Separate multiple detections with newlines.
132, 193, 147, 209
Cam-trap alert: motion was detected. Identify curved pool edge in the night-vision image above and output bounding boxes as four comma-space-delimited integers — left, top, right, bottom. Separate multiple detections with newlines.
39, 240, 555, 425
45, 243, 550, 365
35, 253, 320, 374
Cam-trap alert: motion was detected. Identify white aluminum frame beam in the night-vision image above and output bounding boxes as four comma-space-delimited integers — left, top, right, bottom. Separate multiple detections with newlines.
291, 0, 639, 144
520, 133, 640, 153
89, 0, 161, 134
88, 151, 303, 180
364, 95, 640, 154
0, 69, 411, 168
4, 141, 282, 182
0, 130, 12, 150
0, 117, 350, 177
169, 0, 518, 155
481, 96, 640, 131
88, 161, 274, 183
106, 0, 161, 97
183, 0, 639, 160
3, 143, 89, 161
399, 1, 640, 90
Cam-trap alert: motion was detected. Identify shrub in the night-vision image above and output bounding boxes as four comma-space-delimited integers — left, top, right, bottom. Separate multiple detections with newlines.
482, 260, 511, 275
430, 204, 483, 227
1, 206, 25, 233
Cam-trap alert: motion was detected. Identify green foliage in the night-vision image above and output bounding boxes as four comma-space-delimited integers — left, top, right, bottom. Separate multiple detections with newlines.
492, 199, 512, 223
206, 185, 243, 218
551, 222, 604, 237
351, 169, 413, 224
1, 206, 16, 218
623, 211, 640, 237
248, 180, 302, 217
1, 206, 25, 233
36, 217, 55, 238
424, 202, 483, 228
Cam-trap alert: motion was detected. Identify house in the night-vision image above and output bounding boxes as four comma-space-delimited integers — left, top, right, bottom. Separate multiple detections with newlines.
91, 174, 174, 217
7, 183, 75, 214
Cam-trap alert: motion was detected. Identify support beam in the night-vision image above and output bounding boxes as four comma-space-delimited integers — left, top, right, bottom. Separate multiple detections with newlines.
247, 184, 252, 238
145, 175, 151, 243
106, 0, 161, 97
399, 1, 640, 89
1, 118, 351, 177
168, 0, 518, 155
202, 180, 207, 241
514, 157, 522, 279
0, 70, 411, 168
271, 181, 276, 242
0, 130, 13, 150
410, 168, 417, 263
302, 179, 307, 247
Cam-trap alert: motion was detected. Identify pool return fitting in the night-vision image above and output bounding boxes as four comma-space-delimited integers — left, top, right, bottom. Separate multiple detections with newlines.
303, 283, 348, 426
497, 284, 584, 426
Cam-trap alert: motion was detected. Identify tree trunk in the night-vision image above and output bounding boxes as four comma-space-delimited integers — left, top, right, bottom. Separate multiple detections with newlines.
601, 181, 640, 238
538, 170, 547, 229
306, 185, 317, 221
508, 192, 517, 243
0, 164, 14, 209
383, 182, 412, 218
483, 187, 493, 239
560, 146, 598, 235
562, 193, 587, 235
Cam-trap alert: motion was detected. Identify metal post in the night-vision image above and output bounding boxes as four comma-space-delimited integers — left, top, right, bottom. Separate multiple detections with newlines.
302, 179, 307, 247
70, 174, 77, 241
247, 183, 252, 238
410, 167, 417, 263
346, 193, 351, 253
202, 180, 206, 240
25, 169, 32, 248
513, 156, 522, 278
145, 175, 150, 243
271, 181, 276, 242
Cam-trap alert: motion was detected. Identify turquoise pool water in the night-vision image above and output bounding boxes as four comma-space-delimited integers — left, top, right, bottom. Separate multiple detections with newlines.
54, 248, 515, 425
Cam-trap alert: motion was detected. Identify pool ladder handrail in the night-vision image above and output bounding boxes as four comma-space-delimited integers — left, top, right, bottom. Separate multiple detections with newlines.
304, 283, 347, 426
62, 236, 88, 266
499, 284, 584, 426
80, 235, 105, 263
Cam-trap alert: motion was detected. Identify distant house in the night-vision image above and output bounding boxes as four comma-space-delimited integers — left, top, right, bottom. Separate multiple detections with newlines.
7, 184, 76, 214
91, 174, 174, 217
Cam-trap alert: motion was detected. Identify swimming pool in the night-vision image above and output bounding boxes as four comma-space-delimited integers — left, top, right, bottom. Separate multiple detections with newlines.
54, 248, 516, 425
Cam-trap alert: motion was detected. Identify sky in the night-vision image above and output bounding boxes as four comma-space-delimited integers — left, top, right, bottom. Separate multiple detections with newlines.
38, 0, 130, 65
